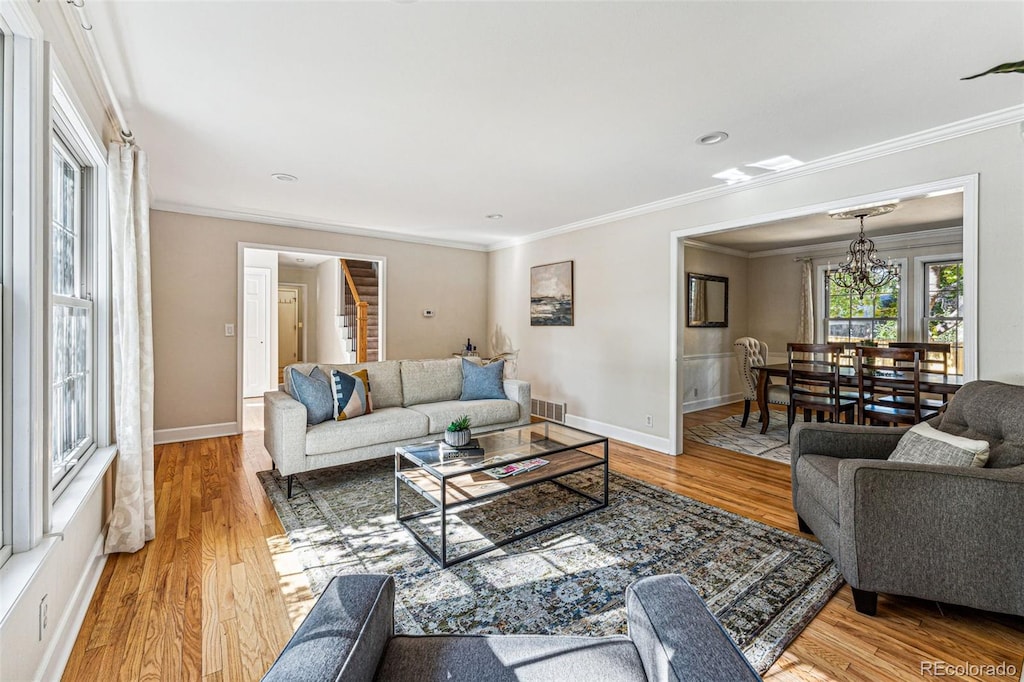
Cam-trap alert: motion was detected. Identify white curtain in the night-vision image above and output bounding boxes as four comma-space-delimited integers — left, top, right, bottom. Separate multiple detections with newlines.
798, 260, 814, 343
104, 143, 156, 554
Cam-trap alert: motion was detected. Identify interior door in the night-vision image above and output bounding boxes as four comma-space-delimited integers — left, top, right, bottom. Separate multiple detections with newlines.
243, 267, 271, 398
278, 288, 299, 368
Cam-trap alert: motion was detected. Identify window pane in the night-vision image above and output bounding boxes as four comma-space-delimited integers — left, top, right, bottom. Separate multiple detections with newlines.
52, 304, 89, 482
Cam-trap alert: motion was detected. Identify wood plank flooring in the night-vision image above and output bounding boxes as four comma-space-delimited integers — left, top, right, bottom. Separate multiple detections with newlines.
62, 403, 1023, 681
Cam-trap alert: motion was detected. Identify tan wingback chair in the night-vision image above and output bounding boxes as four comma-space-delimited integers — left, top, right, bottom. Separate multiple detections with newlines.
734, 337, 789, 429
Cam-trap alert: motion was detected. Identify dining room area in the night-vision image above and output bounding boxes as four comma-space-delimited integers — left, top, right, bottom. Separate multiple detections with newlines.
677, 186, 970, 463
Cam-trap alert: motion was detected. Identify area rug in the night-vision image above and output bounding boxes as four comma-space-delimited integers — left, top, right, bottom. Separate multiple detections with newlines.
685, 412, 792, 464
258, 459, 842, 674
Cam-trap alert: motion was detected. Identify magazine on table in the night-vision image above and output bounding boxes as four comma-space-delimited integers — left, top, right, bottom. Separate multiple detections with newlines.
484, 455, 549, 479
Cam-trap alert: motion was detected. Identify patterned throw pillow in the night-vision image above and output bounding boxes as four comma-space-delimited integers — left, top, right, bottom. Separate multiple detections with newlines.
889, 421, 990, 467
331, 369, 373, 420
288, 366, 335, 425
460, 358, 507, 401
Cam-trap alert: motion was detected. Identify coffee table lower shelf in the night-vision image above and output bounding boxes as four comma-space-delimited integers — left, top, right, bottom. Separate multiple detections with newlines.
395, 448, 609, 568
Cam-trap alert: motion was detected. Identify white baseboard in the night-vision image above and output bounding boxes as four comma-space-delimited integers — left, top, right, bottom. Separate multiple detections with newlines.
154, 421, 240, 445
682, 392, 743, 414
38, 531, 107, 682
563, 414, 672, 455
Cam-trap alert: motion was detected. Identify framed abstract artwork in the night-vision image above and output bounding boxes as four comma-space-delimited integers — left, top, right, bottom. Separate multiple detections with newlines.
530, 260, 574, 326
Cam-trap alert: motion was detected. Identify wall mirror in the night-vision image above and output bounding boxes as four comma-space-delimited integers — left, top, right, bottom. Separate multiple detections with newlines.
686, 273, 728, 327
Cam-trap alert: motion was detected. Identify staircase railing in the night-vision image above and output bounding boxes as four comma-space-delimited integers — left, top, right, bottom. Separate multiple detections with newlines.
340, 259, 369, 363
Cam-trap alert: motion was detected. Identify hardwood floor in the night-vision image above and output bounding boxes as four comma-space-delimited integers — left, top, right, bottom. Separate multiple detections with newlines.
62, 403, 1023, 681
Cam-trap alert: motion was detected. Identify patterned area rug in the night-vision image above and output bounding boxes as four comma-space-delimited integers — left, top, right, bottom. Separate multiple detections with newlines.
258, 459, 842, 674
685, 412, 792, 464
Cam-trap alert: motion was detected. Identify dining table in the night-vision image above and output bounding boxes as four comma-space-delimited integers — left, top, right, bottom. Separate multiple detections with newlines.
753, 363, 964, 434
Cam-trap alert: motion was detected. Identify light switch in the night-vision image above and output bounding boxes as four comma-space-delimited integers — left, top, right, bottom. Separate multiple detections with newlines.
225, 323, 235, 337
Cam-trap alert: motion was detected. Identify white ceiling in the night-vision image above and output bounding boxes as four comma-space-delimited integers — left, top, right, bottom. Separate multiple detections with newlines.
693, 192, 964, 253
84, 1, 1023, 248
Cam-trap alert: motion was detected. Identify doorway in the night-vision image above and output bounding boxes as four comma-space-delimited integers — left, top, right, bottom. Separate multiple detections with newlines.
668, 175, 979, 455
277, 284, 306, 381
242, 266, 272, 398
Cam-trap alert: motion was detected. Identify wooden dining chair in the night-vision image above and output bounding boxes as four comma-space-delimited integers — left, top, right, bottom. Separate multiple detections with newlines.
856, 346, 941, 425
888, 342, 951, 374
887, 342, 953, 411
786, 343, 856, 430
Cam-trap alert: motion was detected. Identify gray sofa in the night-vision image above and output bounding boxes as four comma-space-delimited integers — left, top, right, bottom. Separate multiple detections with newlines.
791, 380, 1024, 616
265, 358, 530, 494
262, 573, 761, 681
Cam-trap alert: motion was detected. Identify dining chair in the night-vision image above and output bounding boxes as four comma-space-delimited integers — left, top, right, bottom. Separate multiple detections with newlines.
887, 342, 953, 411
887, 342, 951, 374
733, 337, 789, 429
786, 343, 856, 430
856, 346, 941, 425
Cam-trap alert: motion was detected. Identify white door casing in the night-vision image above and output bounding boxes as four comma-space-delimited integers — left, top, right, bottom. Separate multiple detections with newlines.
243, 267, 271, 397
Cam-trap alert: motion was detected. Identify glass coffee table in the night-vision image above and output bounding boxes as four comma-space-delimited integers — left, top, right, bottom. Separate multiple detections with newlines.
395, 422, 609, 567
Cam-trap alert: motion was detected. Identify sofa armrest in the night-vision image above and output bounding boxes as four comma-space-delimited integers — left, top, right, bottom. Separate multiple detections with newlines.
503, 379, 531, 426
837, 460, 1024, 614
263, 574, 395, 682
264, 390, 308, 476
626, 574, 760, 682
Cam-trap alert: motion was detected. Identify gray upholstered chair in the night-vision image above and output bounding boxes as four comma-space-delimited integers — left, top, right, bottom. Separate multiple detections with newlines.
791, 380, 1024, 617
263, 573, 761, 681
734, 337, 788, 430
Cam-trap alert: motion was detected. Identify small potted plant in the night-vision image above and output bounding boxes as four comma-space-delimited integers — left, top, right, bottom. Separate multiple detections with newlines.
445, 415, 472, 447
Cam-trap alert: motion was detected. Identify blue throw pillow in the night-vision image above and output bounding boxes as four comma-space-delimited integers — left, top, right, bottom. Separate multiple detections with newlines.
289, 366, 334, 425
460, 358, 507, 401
330, 369, 373, 420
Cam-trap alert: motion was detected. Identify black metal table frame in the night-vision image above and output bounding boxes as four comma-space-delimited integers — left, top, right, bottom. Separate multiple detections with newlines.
395, 430, 609, 568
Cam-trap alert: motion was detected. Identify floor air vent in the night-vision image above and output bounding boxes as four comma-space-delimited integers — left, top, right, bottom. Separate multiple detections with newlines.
531, 398, 566, 423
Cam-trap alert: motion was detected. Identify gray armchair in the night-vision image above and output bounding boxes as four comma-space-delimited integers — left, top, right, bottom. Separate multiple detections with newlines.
263, 573, 761, 681
791, 380, 1024, 616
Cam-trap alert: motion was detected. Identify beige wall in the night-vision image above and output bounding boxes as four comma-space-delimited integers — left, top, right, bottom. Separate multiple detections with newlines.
681, 246, 749, 356
489, 123, 1024, 449
151, 210, 488, 431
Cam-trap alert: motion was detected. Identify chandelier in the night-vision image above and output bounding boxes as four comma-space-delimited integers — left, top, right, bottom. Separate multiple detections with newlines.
827, 204, 900, 297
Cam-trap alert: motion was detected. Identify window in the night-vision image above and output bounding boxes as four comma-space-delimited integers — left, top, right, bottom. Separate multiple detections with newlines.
824, 266, 901, 345
924, 260, 964, 375
50, 132, 94, 491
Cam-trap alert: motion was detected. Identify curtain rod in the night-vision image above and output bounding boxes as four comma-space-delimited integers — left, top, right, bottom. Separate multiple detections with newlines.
65, 0, 134, 144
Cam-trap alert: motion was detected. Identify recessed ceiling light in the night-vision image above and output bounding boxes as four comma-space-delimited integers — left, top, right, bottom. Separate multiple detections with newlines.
711, 167, 753, 184
696, 131, 729, 146
486, 214, 503, 220
296, 258, 305, 263
746, 155, 804, 172
271, 173, 298, 183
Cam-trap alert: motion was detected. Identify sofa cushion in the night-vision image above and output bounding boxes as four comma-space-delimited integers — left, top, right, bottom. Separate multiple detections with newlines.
332, 369, 373, 420
285, 361, 404, 409
289, 367, 335, 426
401, 359, 462, 406
889, 421, 989, 468
305, 407, 428, 456
934, 380, 1024, 468
408, 399, 519, 434
794, 454, 840, 523
460, 358, 507, 401
377, 635, 644, 682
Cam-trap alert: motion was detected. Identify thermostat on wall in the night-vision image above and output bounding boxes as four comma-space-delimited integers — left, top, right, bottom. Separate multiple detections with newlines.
423, 309, 435, 318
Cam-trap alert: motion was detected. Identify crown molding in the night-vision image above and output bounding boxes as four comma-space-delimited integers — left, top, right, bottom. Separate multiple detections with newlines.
150, 201, 490, 253
488, 105, 1024, 252
681, 240, 749, 258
